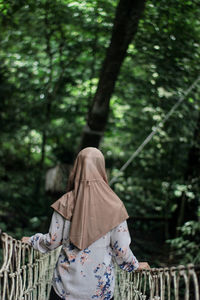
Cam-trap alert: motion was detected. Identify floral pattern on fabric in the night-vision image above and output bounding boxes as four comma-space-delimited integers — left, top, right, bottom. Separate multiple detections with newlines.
29, 212, 139, 300
80, 248, 91, 265
92, 263, 114, 299
112, 240, 128, 258
117, 225, 128, 232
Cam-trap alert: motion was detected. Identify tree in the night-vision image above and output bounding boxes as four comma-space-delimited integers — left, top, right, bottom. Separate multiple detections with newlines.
79, 0, 146, 149
0, 0, 200, 264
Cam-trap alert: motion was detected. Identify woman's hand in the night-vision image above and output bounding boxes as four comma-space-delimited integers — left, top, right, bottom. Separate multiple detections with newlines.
137, 262, 151, 270
21, 236, 30, 244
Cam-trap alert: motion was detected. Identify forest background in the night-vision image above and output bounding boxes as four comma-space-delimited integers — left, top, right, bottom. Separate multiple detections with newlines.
0, 0, 200, 267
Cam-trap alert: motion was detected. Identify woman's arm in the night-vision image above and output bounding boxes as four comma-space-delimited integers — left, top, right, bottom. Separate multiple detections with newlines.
24, 211, 64, 253
110, 220, 139, 272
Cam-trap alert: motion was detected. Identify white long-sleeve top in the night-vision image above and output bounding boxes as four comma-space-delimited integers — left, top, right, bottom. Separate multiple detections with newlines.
29, 211, 139, 300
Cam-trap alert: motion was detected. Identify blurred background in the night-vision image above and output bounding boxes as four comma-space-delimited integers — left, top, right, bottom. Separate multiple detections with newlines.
0, 0, 199, 267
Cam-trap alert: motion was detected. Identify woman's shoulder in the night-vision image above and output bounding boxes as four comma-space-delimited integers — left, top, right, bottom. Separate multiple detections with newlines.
111, 220, 128, 233
51, 191, 75, 220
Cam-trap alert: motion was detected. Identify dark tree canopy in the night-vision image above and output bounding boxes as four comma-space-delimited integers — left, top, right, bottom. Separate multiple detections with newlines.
0, 0, 200, 264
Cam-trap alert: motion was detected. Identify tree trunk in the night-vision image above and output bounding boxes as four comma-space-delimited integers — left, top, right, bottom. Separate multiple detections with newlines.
79, 0, 146, 150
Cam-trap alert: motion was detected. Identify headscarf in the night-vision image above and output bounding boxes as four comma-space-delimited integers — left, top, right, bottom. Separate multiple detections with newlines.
51, 147, 129, 250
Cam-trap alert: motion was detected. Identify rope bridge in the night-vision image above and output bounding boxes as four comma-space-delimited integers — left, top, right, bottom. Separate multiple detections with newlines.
0, 231, 199, 300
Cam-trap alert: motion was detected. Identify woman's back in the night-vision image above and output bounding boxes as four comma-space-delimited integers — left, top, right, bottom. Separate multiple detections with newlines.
25, 148, 147, 300
30, 211, 138, 299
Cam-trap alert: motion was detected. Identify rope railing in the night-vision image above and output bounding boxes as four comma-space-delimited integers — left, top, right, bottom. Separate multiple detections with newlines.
0, 231, 200, 300
109, 75, 200, 185
114, 264, 200, 300
0, 231, 60, 300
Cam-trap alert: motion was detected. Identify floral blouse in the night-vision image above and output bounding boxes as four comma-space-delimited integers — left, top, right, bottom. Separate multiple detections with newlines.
29, 211, 139, 300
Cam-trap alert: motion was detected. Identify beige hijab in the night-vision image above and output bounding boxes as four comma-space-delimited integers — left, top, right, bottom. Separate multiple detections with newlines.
51, 147, 129, 250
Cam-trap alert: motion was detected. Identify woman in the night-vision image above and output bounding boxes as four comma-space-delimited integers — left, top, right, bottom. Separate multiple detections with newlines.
22, 147, 150, 300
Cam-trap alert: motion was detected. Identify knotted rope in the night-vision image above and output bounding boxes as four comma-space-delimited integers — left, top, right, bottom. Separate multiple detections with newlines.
0, 231, 199, 300
0, 232, 60, 300
114, 264, 200, 300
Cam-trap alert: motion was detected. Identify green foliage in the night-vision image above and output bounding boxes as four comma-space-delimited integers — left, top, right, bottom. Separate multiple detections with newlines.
167, 218, 200, 264
0, 0, 200, 264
